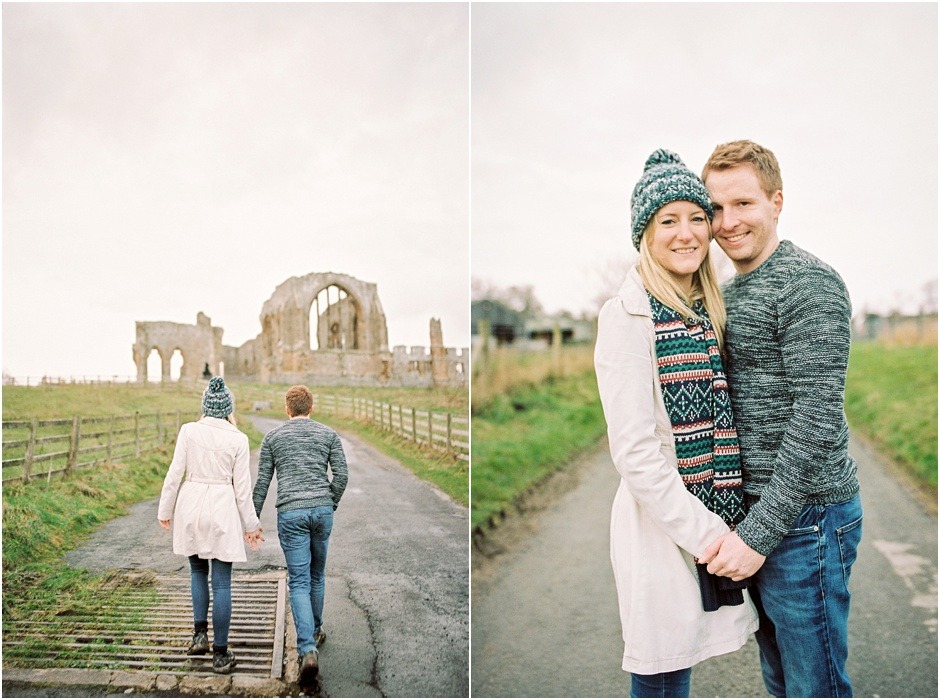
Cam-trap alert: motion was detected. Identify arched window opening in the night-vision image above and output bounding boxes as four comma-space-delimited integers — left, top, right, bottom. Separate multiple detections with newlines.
218, 362, 225, 378
310, 285, 360, 351
146, 349, 162, 383
170, 349, 184, 381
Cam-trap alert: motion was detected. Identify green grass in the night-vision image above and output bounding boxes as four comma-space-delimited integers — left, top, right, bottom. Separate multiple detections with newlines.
2, 451, 168, 665
326, 415, 468, 505
470, 371, 607, 530
845, 342, 938, 488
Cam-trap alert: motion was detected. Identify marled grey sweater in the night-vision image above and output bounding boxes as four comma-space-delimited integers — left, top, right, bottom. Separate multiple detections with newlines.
722, 240, 860, 555
253, 418, 348, 516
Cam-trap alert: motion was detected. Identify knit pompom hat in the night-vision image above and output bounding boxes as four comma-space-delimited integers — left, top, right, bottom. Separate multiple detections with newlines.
202, 376, 234, 418
630, 149, 714, 250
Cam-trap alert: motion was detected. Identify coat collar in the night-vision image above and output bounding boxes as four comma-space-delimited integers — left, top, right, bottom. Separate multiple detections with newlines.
615, 265, 652, 318
198, 416, 238, 431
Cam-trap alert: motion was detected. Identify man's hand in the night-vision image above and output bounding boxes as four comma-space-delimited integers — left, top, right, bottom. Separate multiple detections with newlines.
699, 531, 765, 580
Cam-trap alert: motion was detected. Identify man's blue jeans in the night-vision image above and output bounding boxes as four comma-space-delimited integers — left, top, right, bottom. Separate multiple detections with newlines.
277, 505, 334, 656
751, 494, 863, 698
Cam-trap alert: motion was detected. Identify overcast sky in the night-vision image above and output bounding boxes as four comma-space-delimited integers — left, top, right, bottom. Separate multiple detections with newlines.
3, 2, 469, 379
472, 2, 938, 319
4, 3, 937, 379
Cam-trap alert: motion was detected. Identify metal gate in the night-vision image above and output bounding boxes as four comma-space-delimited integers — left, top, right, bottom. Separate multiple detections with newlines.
3, 571, 287, 678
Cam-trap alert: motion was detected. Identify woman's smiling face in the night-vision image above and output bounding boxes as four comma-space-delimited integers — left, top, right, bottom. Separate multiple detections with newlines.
647, 200, 711, 291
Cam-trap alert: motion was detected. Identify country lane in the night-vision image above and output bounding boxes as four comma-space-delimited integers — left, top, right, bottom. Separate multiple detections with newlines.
66, 415, 469, 698
470, 434, 937, 698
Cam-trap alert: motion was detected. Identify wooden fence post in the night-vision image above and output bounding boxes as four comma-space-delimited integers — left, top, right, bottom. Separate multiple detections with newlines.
446, 413, 453, 453
23, 418, 37, 483
107, 415, 114, 462
66, 415, 81, 476
411, 407, 417, 442
428, 411, 433, 448
399, 405, 404, 436
134, 411, 141, 457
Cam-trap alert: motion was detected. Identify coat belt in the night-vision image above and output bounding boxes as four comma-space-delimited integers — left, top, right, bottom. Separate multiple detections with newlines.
186, 476, 233, 485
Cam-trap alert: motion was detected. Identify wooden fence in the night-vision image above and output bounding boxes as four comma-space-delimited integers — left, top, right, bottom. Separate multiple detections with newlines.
1, 393, 468, 486
2, 412, 182, 485
309, 394, 469, 462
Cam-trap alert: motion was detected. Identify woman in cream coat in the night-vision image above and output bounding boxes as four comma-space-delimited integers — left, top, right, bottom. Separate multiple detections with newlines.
158, 376, 262, 674
595, 150, 758, 698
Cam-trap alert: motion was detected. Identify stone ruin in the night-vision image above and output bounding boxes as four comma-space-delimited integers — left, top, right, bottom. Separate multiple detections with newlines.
133, 272, 468, 388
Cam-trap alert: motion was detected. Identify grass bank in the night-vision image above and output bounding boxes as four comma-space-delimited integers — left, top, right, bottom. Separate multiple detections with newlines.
471, 371, 606, 531
845, 342, 938, 488
2, 450, 169, 665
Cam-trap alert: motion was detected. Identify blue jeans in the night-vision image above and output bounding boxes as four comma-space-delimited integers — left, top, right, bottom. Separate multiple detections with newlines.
277, 505, 334, 656
188, 555, 232, 647
751, 494, 863, 698
630, 668, 692, 698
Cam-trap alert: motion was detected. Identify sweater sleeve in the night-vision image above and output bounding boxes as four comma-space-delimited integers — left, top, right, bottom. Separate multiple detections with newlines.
232, 433, 261, 532
252, 434, 275, 518
594, 297, 730, 559
735, 267, 853, 555
328, 433, 349, 509
157, 425, 189, 521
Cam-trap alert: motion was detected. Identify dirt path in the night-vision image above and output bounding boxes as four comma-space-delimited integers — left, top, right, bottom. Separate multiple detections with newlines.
471, 434, 938, 698
64, 416, 469, 698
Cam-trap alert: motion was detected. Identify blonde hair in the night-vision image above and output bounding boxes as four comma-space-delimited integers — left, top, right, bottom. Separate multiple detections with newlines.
637, 218, 728, 349
701, 139, 782, 198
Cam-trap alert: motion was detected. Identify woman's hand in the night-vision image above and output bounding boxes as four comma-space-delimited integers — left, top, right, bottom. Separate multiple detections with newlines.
159, 519, 171, 530
244, 527, 265, 551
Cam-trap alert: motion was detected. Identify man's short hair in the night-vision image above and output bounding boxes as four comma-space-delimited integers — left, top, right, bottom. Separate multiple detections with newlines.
702, 140, 783, 198
285, 385, 313, 417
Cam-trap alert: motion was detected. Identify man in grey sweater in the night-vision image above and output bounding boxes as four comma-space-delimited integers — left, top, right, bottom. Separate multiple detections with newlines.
253, 385, 348, 687
697, 141, 862, 698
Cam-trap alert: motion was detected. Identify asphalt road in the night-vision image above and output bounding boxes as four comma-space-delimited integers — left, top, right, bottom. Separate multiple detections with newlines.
470, 434, 938, 698
66, 416, 469, 698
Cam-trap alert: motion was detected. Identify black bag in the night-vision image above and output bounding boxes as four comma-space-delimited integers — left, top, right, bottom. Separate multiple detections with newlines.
695, 563, 750, 612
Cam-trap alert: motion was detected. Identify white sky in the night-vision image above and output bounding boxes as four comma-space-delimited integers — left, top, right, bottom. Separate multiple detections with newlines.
3, 2, 469, 378
471, 2, 938, 319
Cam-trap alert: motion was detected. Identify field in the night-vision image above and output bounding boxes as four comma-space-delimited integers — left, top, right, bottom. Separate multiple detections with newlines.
471, 345, 606, 530
844, 342, 938, 487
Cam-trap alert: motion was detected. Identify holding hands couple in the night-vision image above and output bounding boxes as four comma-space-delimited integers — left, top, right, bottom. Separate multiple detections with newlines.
244, 525, 264, 551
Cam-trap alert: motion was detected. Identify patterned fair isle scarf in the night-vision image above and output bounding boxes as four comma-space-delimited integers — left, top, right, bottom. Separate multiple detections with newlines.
647, 292, 745, 527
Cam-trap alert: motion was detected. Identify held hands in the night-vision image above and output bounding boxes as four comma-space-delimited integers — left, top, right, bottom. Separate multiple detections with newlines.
244, 527, 265, 551
158, 519, 171, 530
698, 531, 766, 581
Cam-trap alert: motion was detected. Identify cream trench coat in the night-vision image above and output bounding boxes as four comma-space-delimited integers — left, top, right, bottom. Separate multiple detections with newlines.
594, 267, 758, 675
157, 417, 261, 563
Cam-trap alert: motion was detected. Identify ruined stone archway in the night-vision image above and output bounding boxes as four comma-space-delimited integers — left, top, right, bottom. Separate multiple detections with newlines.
310, 284, 362, 351
133, 313, 223, 383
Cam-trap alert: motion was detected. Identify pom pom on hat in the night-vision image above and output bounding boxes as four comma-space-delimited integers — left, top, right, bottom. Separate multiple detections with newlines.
630, 149, 714, 251
202, 376, 234, 418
